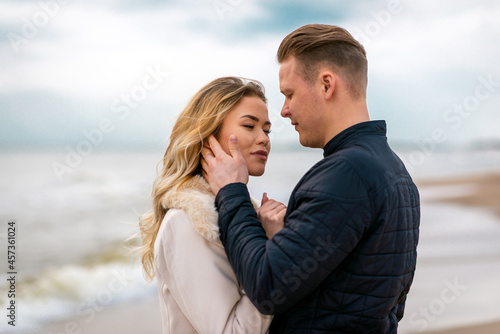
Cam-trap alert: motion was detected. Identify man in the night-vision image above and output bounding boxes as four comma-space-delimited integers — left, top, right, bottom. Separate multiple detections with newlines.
201, 24, 420, 333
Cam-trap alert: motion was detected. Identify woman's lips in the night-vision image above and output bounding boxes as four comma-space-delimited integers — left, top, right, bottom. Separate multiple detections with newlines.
251, 150, 268, 160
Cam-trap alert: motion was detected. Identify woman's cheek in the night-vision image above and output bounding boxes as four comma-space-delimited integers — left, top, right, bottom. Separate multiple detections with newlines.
235, 130, 250, 150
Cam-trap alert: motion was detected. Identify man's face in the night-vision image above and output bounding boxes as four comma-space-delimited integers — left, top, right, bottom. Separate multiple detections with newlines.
279, 57, 326, 148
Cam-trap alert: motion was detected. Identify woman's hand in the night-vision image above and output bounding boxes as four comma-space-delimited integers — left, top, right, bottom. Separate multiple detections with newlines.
256, 193, 286, 239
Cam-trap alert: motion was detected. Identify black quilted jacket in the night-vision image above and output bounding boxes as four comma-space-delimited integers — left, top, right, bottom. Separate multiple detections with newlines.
216, 121, 420, 333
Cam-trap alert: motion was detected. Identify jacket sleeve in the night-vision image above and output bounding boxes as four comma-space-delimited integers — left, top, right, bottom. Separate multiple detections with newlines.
156, 209, 272, 333
215, 180, 371, 315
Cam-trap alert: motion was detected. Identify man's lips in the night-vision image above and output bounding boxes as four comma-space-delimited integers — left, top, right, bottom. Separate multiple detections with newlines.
251, 150, 268, 160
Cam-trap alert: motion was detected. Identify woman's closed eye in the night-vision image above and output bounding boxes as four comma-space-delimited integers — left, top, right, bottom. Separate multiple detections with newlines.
243, 124, 271, 135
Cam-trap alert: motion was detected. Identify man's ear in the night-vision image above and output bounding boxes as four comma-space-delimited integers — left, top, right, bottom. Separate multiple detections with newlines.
319, 71, 335, 100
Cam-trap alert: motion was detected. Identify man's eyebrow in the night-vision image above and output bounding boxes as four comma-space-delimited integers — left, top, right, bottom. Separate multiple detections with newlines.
240, 114, 272, 125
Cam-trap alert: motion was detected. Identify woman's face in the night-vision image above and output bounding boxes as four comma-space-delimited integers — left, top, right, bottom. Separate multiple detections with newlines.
216, 96, 271, 176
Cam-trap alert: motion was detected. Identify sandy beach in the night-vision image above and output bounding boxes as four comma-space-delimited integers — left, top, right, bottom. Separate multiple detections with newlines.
420, 320, 500, 334
416, 172, 500, 219
25, 171, 500, 334
22, 297, 163, 334
406, 172, 500, 333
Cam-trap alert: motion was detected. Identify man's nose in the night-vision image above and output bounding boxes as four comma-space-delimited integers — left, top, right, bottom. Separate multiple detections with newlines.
280, 102, 289, 118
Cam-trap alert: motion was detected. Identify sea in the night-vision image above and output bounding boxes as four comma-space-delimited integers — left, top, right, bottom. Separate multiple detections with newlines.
1, 145, 500, 333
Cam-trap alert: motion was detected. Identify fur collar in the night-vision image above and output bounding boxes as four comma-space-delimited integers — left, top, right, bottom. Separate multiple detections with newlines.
161, 175, 219, 243
160, 175, 259, 244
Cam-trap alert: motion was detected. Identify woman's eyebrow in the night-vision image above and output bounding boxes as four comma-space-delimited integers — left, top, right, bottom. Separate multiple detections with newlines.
240, 114, 272, 125
240, 114, 259, 122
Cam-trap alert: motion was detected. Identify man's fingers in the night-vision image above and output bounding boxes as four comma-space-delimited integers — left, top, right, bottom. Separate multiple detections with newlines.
200, 157, 209, 174
228, 135, 244, 160
201, 169, 208, 181
200, 155, 211, 180
201, 146, 214, 161
205, 134, 244, 163
201, 135, 249, 194
207, 135, 226, 157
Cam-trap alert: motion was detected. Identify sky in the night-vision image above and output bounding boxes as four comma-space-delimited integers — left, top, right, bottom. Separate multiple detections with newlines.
1, 0, 499, 152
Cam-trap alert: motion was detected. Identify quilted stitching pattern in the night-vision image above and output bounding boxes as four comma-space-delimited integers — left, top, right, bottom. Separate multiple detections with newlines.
216, 121, 420, 334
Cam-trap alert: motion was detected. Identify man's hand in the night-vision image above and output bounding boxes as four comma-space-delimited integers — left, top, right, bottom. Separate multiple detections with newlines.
201, 135, 249, 196
257, 192, 286, 239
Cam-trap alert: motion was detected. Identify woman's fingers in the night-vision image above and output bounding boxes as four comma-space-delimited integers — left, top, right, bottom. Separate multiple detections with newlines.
261, 192, 269, 205
262, 199, 286, 212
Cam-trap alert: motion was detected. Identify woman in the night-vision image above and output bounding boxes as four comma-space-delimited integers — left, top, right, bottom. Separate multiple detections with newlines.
138, 77, 273, 333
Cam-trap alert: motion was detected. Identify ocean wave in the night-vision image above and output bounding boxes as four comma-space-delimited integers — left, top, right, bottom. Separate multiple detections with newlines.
0, 239, 157, 333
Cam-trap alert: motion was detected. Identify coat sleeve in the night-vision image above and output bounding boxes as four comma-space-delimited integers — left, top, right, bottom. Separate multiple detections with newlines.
156, 209, 272, 334
215, 180, 371, 315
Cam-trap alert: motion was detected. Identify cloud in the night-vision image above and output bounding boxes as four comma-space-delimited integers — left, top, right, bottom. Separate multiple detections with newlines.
339, 0, 500, 144
1, 0, 499, 150
0, 0, 277, 98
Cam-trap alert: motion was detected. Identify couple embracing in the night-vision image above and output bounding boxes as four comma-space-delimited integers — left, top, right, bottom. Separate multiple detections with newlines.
138, 24, 420, 334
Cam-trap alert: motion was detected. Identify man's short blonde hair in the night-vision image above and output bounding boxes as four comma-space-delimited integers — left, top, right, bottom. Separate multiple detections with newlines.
277, 24, 368, 99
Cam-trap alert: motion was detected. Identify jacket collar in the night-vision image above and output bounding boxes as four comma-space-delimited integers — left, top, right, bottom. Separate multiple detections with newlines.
160, 175, 259, 244
323, 120, 387, 158
160, 175, 220, 243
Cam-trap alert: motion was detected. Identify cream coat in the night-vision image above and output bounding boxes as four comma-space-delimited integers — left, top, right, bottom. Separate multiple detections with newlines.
154, 175, 272, 334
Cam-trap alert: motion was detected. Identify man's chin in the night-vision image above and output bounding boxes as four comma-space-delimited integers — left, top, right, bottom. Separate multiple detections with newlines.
298, 134, 310, 148
299, 134, 322, 149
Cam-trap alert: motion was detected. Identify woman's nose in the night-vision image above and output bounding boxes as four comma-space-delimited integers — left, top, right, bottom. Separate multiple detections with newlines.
258, 129, 270, 145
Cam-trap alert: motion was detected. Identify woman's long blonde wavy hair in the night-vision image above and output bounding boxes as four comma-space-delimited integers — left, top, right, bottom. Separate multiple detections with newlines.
138, 76, 267, 282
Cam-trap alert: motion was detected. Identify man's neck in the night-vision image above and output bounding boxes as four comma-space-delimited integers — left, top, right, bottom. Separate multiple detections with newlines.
323, 99, 370, 147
